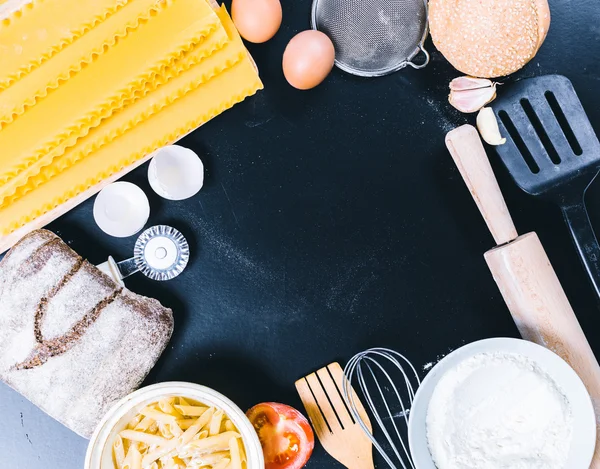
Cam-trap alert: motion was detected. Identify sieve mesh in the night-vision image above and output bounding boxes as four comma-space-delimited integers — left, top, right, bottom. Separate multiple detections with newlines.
312, 0, 429, 77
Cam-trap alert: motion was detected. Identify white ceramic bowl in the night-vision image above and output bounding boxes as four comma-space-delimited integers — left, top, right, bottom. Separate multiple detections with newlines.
408, 338, 596, 469
85, 382, 264, 469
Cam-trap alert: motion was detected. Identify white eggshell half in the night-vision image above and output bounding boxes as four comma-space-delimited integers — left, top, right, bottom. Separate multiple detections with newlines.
93, 182, 150, 238
148, 145, 204, 200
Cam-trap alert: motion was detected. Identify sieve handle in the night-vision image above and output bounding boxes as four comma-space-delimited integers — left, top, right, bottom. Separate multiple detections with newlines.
407, 45, 429, 69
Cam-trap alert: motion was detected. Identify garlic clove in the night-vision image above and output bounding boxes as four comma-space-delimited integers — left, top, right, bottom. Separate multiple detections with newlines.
477, 107, 506, 145
449, 85, 497, 113
449, 76, 494, 91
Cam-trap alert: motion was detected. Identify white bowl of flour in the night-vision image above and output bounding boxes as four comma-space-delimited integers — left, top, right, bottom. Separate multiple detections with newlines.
408, 338, 596, 469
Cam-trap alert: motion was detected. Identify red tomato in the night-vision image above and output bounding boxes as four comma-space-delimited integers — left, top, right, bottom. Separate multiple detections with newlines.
247, 402, 315, 469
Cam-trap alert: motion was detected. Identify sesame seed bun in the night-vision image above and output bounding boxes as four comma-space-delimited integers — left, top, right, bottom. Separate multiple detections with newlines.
429, 0, 551, 78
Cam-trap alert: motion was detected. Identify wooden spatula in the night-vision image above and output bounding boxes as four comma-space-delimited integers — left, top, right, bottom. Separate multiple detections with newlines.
295, 362, 375, 469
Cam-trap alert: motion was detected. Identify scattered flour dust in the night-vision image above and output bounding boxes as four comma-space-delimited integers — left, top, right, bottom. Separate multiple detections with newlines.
423, 349, 455, 372
426, 352, 573, 469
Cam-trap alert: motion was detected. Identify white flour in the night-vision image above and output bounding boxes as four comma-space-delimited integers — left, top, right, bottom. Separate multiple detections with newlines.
426, 352, 573, 469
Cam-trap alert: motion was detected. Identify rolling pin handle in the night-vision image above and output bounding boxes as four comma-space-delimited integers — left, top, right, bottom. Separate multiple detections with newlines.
446, 125, 519, 245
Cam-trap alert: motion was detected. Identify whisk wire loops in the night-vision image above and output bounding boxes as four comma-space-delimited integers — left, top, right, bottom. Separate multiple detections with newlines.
343, 348, 421, 469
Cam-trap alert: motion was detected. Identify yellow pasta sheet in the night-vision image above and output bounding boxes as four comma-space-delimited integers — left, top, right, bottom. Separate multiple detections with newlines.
0, 15, 231, 206
0, 6, 262, 235
0, 0, 169, 127
0, 0, 220, 192
0, 0, 133, 90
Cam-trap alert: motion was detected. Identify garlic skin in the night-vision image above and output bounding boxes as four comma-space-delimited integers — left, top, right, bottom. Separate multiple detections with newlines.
449, 76, 497, 113
477, 107, 506, 146
449, 76, 494, 91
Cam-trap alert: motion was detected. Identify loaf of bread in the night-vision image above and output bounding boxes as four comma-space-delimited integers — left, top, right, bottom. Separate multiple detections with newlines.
429, 0, 551, 78
0, 230, 174, 437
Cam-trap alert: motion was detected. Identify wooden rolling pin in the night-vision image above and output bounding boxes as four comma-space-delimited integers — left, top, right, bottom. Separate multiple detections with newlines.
446, 124, 600, 466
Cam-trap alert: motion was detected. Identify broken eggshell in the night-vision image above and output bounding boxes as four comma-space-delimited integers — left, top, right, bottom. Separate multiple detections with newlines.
148, 145, 204, 200
477, 107, 506, 146
93, 182, 150, 237
449, 76, 497, 113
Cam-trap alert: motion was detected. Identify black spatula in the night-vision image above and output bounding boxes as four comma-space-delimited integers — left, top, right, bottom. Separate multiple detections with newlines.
493, 74, 600, 299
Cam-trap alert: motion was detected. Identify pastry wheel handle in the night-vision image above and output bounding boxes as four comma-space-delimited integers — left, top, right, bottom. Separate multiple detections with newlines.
446, 125, 519, 246
96, 256, 139, 286
115, 256, 141, 279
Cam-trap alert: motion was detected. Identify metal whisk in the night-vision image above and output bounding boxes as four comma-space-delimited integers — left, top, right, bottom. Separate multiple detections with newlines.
343, 348, 421, 469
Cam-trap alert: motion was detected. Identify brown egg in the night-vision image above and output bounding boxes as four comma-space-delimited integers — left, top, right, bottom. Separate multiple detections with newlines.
283, 30, 335, 90
231, 0, 282, 44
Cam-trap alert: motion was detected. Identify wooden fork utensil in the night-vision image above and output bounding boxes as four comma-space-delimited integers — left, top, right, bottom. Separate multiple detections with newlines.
295, 362, 374, 469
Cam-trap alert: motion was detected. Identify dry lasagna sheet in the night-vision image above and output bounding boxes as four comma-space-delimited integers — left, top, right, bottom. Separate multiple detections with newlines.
0, 0, 262, 236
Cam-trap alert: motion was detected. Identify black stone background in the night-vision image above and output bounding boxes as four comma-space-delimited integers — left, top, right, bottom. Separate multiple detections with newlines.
1, 0, 600, 467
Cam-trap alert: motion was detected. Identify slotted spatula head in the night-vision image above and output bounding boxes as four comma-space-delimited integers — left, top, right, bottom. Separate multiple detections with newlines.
493, 75, 600, 200
295, 362, 375, 469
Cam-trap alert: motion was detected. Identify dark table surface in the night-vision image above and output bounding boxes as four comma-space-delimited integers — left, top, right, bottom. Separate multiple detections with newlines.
2, 0, 600, 467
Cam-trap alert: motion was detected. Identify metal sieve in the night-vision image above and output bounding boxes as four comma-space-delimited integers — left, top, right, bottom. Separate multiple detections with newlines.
311, 0, 430, 77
